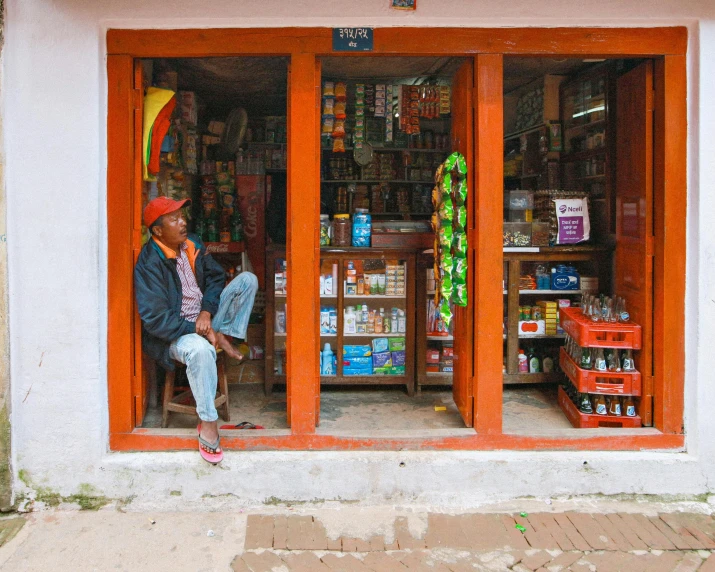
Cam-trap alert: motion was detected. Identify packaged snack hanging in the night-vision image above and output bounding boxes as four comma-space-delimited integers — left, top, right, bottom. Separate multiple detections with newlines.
431, 151, 469, 327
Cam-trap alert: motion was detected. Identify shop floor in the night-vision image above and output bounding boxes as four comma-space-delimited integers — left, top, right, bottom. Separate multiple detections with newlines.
141, 382, 659, 438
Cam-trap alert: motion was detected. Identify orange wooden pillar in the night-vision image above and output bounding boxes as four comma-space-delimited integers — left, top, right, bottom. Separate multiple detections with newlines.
107, 54, 137, 436
286, 52, 321, 433
473, 54, 504, 434
653, 55, 686, 434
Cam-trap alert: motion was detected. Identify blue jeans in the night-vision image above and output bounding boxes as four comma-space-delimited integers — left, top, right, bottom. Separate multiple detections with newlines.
169, 272, 258, 421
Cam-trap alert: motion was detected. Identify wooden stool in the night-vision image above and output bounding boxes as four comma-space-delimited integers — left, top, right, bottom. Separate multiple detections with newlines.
161, 350, 230, 428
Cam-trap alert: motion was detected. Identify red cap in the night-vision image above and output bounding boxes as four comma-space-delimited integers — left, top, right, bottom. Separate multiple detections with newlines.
143, 197, 191, 228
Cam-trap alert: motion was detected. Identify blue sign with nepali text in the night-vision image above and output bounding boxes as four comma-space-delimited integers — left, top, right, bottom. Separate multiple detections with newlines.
332, 28, 374, 52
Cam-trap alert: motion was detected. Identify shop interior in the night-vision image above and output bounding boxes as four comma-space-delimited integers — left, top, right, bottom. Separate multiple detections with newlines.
137, 55, 658, 437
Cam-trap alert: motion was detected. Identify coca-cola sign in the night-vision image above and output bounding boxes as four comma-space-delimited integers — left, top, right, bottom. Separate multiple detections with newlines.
237, 175, 266, 288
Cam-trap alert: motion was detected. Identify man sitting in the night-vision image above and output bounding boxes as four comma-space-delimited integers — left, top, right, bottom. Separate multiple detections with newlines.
134, 197, 258, 464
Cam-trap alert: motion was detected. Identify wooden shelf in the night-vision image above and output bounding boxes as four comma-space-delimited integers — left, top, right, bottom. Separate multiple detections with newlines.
504, 123, 549, 141
503, 372, 563, 384
344, 294, 406, 299
322, 179, 434, 184
343, 333, 406, 338
561, 148, 607, 162
503, 289, 584, 295
427, 335, 453, 341
322, 146, 450, 154
564, 118, 606, 133
265, 246, 417, 396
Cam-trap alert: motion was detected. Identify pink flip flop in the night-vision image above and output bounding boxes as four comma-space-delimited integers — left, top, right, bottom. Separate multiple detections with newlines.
197, 424, 224, 465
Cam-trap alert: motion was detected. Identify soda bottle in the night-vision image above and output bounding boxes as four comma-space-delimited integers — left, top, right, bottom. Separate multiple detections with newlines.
580, 347, 592, 370
206, 214, 219, 242
593, 348, 607, 372
606, 349, 621, 372
593, 394, 607, 415
616, 296, 630, 323
230, 211, 244, 242
579, 393, 593, 414
623, 396, 637, 417
608, 396, 622, 416
194, 217, 206, 241
621, 349, 636, 372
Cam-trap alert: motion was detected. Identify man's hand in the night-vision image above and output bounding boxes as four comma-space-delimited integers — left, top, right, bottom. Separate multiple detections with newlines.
205, 326, 218, 349
195, 310, 212, 336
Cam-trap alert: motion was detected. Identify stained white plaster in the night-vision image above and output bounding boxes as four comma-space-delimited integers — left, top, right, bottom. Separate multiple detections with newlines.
2, 0, 714, 505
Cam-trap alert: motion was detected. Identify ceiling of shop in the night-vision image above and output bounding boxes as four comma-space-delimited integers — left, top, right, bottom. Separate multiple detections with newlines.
154, 56, 598, 122
503, 57, 595, 94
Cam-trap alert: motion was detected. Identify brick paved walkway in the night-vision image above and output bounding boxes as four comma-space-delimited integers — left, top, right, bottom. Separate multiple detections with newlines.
232, 512, 715, 571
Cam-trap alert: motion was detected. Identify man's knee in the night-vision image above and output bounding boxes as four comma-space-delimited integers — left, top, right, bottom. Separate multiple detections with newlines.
184, 334, 216, 362
239, 271, 259, 291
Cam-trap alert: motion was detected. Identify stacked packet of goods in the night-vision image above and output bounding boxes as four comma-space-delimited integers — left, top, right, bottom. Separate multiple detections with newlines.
354, 83, 366, 149
537, 300, 558, 335
431, 152, 469, 328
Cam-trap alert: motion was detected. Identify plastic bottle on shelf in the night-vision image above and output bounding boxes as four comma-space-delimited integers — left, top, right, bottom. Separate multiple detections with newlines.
367, 310, 376, 334
362, 304, 369, 324
375, 308, 384, 334
527, 348, 540, 373
344, 306, 357, 334
518, 350, 528, 373
383, 309, 390, 334
543, 355, 554, 373
398, 310, 406, 333
321, 343, 334, 376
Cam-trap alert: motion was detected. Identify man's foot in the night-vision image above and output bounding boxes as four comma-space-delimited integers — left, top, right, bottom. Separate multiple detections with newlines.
215, 332, 245, 362
197, 422, 223, 465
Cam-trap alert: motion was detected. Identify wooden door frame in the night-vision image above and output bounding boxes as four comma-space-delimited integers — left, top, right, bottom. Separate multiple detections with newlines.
107, 26, 687, 451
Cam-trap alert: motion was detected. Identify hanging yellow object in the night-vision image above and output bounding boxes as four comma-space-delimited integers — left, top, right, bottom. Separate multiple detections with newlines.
142, 87, 175, 181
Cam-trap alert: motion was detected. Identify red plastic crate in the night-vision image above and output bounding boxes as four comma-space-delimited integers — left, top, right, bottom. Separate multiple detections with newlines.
559, 348, 642, 396
558, 386, 642, 428
559, 307, 642, 349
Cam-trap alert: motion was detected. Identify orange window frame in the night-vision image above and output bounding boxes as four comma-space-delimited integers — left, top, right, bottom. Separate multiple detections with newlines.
107, 27, 687, 452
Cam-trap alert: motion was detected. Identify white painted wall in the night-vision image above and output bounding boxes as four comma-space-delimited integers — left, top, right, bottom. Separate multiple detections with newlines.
3, 0, 715, 505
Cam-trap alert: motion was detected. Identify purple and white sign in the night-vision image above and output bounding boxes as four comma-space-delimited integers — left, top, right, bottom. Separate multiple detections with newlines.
554, 198, 590, 244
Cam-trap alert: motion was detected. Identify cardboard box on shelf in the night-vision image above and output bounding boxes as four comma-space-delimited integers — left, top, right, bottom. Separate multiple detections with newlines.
426, 349, 440, 363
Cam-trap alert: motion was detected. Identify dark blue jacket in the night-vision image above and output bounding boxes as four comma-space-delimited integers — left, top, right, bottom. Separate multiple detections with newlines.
134, 235, 225, 370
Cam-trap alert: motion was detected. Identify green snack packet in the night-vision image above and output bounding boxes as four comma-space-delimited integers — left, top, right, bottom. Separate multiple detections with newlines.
454, 179, 467, 206
439, 200, 454, 222
440, 172, 452, 200
452, 231, 468, 256
454, 207, 467, 232
443, 152, 459, 173
438, 224, 453, 248
454, 153, 467, 177
453, 257, 468, 283
440, 273, 453, 299
440, 298, 453, 328
452, 282, 468, 307
440, 251, 454, 274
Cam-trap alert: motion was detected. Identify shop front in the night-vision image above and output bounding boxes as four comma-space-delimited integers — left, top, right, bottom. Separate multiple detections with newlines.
107, 27, 686, 453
